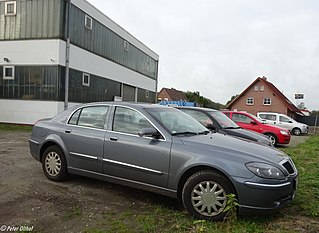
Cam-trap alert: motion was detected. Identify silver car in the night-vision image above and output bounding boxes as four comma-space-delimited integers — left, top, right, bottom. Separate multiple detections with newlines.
29, 102, 298, 220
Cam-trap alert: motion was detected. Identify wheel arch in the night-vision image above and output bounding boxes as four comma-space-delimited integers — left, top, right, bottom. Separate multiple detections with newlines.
40, 140, 66, 163
263, 132, 278, 143
292, 127, 301, 135
177, 165, 237, 202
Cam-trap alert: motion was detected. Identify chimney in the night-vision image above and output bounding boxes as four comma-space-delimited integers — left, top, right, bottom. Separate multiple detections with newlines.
262, 76, 267, 81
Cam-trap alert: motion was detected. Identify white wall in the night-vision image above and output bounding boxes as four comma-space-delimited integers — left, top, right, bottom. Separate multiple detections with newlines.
0, 39, 156, 91
0, 100, 79, 125
69, 44, 157, 91
0, 40, 64, 66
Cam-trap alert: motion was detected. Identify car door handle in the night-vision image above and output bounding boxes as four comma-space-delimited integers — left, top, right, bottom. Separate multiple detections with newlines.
65, 129, 72, 133
109, 137, 119, 141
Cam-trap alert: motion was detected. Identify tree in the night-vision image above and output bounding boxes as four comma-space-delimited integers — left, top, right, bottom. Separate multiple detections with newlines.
184, 91, 225, 110
311, 110, 319, 116
226, 94, 239, 106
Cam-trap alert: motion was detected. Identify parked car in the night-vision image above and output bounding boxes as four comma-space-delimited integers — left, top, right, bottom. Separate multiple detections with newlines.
222, 111, 291, 146
177, 106, 272, 147
257, 112, 308, 136
29, 102, 297, 220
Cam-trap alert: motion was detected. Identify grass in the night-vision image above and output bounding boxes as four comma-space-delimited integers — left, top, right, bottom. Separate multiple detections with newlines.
0, 123, 32, 131
82, 135, 319, 233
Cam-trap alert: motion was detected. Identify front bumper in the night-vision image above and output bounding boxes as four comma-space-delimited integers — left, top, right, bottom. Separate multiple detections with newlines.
278, 135, 291, 144
301, 126, 309, 134
232, 175, 298, 215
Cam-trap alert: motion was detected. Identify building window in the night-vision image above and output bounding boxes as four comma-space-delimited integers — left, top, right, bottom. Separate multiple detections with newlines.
124, 41, 129, 52
3, 66, 15, 80
82, 73, 90, 86
145, 90, 149, 98
263, 98, 271, 105
254, 85, 259, 91
5, 1, 16, 16
85, 15, 92, 30
260, 85, 264, 91
246, 97, 254, 105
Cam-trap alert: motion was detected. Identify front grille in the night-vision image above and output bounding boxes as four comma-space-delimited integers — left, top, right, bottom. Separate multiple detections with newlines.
282, 161, 294, 175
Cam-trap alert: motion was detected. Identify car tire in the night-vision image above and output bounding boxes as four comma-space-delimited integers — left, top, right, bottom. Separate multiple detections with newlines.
292, 128, 301, 136
42, 145, 68, 182
265, 133, 278, 146
182, 170, 235, 221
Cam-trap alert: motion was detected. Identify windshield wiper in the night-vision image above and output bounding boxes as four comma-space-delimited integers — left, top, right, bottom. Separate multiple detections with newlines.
171, 131, 198, 136
223, 126, 241, 129
198, 130, 210, 135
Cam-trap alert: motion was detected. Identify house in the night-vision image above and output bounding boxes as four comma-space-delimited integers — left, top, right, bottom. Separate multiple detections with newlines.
0, 0, 159, 124
226, 76, 302, 118
157, 88, 189, 102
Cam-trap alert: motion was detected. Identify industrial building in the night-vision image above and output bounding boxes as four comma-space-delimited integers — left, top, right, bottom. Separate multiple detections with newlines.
0, 0, 159, 124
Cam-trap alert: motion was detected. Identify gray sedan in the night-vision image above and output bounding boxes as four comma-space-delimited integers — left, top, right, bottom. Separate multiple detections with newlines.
29, 102, 298, 220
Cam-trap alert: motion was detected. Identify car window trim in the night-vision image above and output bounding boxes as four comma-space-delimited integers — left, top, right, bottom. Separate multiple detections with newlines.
66, 104, 110, 129
111, 105, 167, 141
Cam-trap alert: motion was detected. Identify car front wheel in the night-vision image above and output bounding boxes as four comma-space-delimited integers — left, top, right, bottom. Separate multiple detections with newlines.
182, 170, 235, 221
265, 133, 278, 146
292, 128, 301, 136
42, 145, 68, 182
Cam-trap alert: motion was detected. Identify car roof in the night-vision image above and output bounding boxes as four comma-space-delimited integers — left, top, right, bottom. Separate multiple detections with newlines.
76, 101, 171, 110
176, 106, 218, 112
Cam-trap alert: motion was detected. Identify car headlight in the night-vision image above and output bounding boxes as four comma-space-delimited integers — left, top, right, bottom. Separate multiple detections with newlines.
246, 162, 286, 179
280, 130, 289, 135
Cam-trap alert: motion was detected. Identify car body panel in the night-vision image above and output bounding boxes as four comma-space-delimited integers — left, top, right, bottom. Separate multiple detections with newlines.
177, 107, 272, 146
257, 112, 308, 134
29, 102, 298, 216
222, 111, 291, 145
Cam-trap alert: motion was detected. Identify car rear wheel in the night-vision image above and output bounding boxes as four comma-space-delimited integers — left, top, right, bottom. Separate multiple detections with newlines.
292, 128, 301, 136
265, 133, 277, 146
42, 145, 68, 182
182, 170, 235, 221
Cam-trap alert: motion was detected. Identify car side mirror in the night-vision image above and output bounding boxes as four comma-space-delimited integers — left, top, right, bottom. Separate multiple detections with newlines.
138, 128, 160, 138
250, 121, 257, 125
206, 124, 216, 131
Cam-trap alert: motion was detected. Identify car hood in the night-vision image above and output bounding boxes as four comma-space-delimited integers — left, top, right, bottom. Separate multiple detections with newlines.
222, 128, 272, 146
178, 133, 287, 164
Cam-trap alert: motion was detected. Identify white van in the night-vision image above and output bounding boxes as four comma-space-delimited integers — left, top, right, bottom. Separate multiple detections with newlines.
257, 112, 308, 136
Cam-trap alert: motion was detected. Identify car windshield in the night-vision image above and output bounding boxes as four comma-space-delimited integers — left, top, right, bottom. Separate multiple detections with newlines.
246, 113, 263, 123
208, 111, 239, 129
146, 107, 209, 135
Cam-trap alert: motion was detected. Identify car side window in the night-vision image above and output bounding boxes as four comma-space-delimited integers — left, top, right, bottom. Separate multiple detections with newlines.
262, 114, 276, 121
232, 113, 251, 124
181, 109, 213, 126
69, 109, 81, 125
279, 116, 290, 123
68, 106, 109, 129
113, 107, 154, 135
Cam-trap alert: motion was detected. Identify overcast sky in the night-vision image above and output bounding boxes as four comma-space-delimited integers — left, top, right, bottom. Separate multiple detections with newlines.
87, 0, 319, 110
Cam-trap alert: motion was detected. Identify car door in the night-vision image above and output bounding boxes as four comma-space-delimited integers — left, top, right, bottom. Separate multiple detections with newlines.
231, 113, 262, 133
103, 106, 171, 187
278, 116, 293, 131
60, 105, 109, 173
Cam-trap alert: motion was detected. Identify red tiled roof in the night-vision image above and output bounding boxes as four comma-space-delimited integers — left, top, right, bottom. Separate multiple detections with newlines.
158, 88, 189, 101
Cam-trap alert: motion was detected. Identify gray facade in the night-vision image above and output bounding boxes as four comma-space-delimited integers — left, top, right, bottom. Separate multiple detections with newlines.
0, 0, 158, 105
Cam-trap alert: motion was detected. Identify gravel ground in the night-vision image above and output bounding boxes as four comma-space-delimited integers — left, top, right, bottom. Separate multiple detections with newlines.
0, 131, 309, 232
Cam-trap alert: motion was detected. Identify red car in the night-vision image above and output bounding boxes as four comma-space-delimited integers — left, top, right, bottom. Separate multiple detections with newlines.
222, 111, 291, 146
